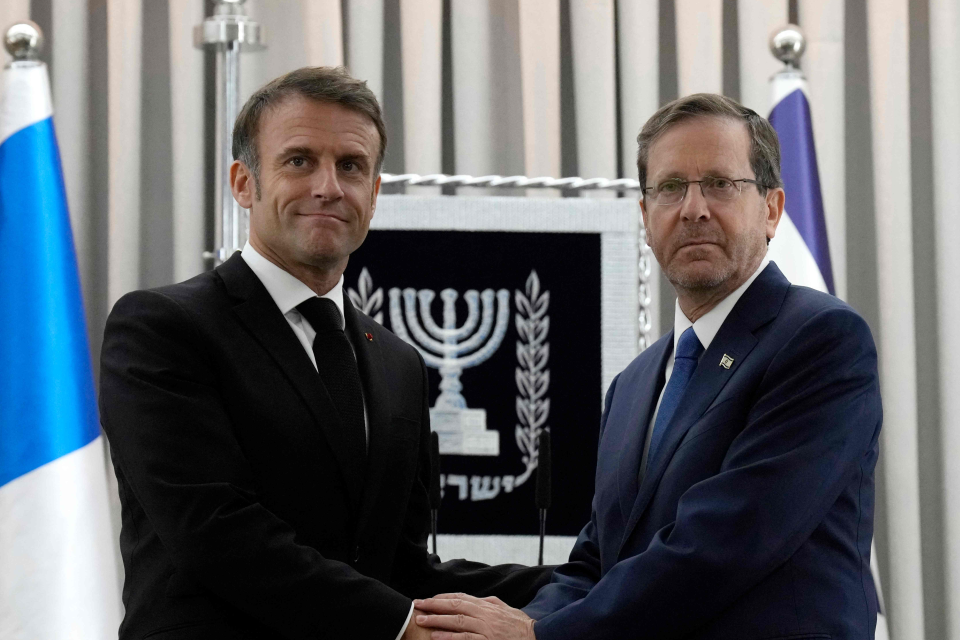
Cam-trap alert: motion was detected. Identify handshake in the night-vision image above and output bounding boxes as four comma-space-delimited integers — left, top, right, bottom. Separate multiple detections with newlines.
402, 593, 536, 640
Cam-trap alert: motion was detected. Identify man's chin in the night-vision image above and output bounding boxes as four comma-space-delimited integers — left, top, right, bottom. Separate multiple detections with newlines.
666, 262, 732, 291
286, 241, 349, 270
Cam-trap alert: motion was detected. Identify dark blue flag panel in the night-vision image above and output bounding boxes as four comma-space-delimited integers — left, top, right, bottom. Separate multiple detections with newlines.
345, 230, 602, 536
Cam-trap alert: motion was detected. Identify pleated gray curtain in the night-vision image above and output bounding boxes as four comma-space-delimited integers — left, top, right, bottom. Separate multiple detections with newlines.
2, 1, 958, 638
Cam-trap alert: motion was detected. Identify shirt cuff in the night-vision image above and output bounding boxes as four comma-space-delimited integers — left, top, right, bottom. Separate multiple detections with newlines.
394, 602, 415, 640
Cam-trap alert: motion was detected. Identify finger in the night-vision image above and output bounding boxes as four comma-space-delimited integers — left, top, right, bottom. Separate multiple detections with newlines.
416, 613, 485, 635
415, 597, 484, 616
430, 632, 484, 640
480, 595, 506, 607
425, 592, 483, 603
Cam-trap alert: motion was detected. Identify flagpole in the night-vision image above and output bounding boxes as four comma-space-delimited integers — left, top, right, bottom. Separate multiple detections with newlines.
194, 0, 265, 266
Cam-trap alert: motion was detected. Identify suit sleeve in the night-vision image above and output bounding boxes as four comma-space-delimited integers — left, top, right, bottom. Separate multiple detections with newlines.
521, 374, 620, 619
387, 351, 555, 606
100, 290, 412, 640
532, 307, 882, 640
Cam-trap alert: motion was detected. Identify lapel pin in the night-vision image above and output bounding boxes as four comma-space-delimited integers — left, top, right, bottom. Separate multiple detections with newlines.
719, 354, 734, 369
365, 332, 374, 342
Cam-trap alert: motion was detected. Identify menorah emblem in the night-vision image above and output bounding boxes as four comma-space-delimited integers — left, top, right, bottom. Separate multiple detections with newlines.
388, 286, 511, 456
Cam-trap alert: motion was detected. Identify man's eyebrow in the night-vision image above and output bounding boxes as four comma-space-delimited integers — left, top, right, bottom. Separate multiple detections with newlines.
274, 147, 371, 163
651, 169, 734, 181
338, 152, 371, 164
276, 145, 316, 159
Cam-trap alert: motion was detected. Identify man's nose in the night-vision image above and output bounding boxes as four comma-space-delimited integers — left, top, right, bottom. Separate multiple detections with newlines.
679, 183, 711, 221
311, 161, 344, 200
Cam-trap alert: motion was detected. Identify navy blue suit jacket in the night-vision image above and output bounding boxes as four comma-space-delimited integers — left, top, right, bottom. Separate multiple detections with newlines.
524, 263, 882, 639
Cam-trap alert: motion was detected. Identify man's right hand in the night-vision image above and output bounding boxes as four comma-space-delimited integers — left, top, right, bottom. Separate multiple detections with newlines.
401, 610, 433, 640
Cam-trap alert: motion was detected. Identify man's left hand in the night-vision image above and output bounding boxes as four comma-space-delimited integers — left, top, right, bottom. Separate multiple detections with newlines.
414, 593, 535, 640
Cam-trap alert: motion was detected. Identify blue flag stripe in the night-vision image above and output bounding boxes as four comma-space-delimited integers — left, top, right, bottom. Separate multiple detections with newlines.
769, 88, 835, 295
0, 117, 100, 488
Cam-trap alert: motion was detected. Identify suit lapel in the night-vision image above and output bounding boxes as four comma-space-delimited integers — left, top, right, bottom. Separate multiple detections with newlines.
217, 254, 364, 509
342, 300, 397, 535
619, 263, 791, 553
615, 335, 672, 522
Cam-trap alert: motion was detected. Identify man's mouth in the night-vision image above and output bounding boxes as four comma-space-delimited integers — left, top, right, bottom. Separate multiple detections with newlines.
299, 211, 347, 222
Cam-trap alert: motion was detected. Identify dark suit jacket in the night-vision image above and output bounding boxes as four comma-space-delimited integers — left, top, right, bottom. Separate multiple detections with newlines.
524, 263, 882, 640
100, 253, 550, 640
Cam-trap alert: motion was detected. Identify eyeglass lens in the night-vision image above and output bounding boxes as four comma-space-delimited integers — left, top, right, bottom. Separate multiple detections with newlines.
651, 178, 741, 205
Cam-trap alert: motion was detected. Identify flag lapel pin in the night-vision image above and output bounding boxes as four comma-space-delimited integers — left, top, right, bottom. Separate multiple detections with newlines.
719, 354, 734, 369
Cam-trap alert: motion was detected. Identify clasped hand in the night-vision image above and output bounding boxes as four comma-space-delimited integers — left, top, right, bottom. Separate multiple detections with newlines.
406, 593, 535, 640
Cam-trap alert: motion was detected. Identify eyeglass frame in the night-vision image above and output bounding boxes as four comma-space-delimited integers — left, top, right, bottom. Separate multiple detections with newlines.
641, 176, 773, 207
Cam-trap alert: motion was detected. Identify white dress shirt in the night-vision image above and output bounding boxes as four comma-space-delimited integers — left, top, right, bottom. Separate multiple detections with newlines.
639, 256, 771, 475
239, 243, 412, 640
240, 242, 346, 369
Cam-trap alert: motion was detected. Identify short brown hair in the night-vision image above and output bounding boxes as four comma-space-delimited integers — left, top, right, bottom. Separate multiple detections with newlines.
636, 93, 782, 194
232, 66, 387, 197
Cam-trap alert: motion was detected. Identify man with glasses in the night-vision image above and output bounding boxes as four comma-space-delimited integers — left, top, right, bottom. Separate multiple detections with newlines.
416, 94, 882, 639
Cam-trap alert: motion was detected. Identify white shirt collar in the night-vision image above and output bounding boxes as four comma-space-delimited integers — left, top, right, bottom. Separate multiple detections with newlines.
240, 242, 346, 327
673, 255, 770, 354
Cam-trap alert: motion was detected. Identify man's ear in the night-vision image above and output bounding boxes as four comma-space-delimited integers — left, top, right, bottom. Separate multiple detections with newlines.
765, 187, 785, 241
231, 160, 254, 209
639, 198, 652, 246
370, 174, 381, 215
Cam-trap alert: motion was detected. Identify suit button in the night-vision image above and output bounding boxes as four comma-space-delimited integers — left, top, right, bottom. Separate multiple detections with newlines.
353, 545, 361, 563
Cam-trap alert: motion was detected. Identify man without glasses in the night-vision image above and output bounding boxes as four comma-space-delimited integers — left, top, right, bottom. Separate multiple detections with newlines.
99, 66, 550, 640
417, 93, 882, 639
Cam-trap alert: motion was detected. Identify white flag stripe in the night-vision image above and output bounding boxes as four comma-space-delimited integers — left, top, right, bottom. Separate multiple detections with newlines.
0, 62, 52, 145
770, 73, 806, 108
0, 437, 120, 640
766, 209, 828, 294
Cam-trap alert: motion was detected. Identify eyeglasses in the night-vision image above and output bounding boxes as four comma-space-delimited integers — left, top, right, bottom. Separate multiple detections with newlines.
642, 176, 770, 207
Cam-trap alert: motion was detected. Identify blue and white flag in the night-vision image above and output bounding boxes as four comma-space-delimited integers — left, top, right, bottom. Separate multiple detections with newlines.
767, 72, 835, 295
767, 71, 889, 640
0, 59, 120, 638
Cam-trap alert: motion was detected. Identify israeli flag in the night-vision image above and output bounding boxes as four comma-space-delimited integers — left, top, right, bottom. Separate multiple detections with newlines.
0, 59, 120, 638
767, 72, 834, 295
767, 71, 889, 640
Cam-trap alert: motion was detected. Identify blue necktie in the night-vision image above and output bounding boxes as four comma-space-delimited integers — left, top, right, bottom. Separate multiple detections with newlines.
646, 327, 704, 469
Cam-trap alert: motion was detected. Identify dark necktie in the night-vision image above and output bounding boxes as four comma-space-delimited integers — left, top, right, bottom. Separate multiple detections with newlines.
297, 298, 366, 456
646, 326, 704, 470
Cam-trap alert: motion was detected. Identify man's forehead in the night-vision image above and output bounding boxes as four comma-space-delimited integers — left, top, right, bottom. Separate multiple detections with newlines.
273, 127, 376, 157
647, 116, 751, 177
260, 96, 379, 152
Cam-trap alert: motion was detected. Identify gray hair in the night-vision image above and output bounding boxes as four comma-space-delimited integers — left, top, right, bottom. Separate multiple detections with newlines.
636, 93, 782, 194
232, 66, 387, 198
